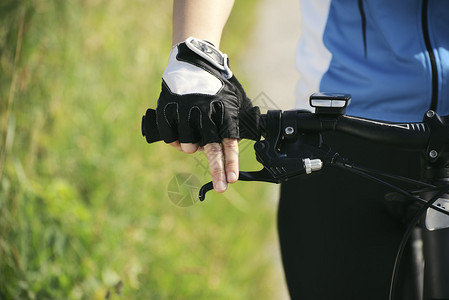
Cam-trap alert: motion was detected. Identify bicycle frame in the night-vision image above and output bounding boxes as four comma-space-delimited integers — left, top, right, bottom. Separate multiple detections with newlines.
420, 163, 449, 300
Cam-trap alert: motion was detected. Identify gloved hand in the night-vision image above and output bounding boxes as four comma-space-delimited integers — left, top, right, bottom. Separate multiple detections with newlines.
156, 36, 259, 146
153, 37, 259, 193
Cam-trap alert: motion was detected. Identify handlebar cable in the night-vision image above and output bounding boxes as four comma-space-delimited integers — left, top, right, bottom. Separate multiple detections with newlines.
333, 162, 449, 216
347, 163, 436, 189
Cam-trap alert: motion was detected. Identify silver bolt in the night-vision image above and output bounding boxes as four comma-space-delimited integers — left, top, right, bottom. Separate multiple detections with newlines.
284, 126, 295, 135
426, 110, 435, 118
429, 150, 438, 159
303, 158, 323, 174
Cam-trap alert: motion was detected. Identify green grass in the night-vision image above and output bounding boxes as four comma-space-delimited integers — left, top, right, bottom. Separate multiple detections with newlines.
0, 0, 283, 299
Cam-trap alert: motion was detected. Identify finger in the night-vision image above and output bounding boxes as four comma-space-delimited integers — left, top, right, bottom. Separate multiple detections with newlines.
180, 143, 200, 153
222, 138, 239, 183
200, 116, 221, 146
204, 143, 227, 193
178, 106, 200, 147
169, 141, 182, 151
156, 102, 179, 143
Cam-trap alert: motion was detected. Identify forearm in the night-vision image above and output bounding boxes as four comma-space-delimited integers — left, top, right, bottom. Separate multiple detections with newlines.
173, 0, 235, 47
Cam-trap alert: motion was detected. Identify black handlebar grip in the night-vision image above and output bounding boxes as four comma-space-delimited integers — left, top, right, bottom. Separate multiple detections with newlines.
141, 108, 162, 144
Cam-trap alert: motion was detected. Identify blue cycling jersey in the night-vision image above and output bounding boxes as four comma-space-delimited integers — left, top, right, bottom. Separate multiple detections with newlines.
296, 0, 449, 122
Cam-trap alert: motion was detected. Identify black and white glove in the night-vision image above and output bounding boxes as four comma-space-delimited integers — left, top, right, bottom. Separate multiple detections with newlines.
148, 37, 260, 146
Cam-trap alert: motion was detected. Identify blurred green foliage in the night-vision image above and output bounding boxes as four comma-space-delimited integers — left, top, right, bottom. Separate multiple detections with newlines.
0, 0, 282, 299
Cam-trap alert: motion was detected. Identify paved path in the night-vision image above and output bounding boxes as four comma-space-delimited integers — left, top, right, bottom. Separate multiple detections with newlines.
242, 0, 302, 298
243, 0, 301, 111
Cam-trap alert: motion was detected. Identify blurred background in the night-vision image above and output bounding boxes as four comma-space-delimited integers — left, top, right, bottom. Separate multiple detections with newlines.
1, 0, 299, 299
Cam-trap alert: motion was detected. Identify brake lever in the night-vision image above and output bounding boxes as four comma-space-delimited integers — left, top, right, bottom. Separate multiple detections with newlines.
199, 169, 281, 201
198, 157, 324, 201
198, 110, 325, 201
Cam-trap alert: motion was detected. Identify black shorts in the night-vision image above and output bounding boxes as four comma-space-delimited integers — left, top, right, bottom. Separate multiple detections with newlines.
278, 131, 421, 300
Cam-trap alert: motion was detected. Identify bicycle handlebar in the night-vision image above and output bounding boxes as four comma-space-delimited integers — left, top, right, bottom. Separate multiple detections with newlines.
264, 112, 431, 149
141, 108, 432, 147
142, 101, 447, 155
141, 93, 449, 201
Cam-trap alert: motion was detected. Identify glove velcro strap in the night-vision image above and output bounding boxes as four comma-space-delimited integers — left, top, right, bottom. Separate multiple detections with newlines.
185, 37, 233, 79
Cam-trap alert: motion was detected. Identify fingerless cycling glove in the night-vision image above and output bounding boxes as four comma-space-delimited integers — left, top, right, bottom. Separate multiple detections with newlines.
154, 37, 259, 146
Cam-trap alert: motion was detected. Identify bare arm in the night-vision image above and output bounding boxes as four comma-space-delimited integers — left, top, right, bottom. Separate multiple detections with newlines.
173, 0, 235, 47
